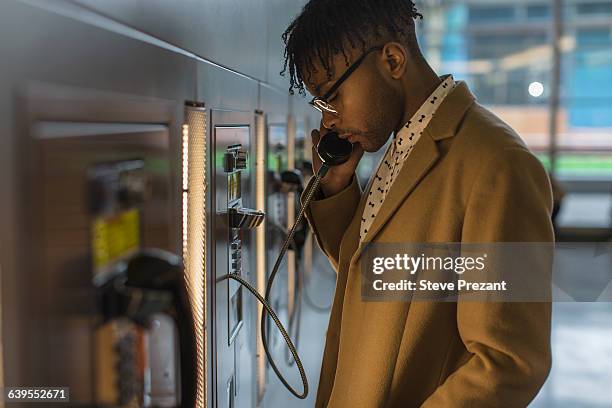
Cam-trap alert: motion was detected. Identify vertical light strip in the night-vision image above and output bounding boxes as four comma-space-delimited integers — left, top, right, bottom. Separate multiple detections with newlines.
183, 104, 207, 408
182, 125, 190, 262
254, 111, 267, 403
286, 115, 296, 318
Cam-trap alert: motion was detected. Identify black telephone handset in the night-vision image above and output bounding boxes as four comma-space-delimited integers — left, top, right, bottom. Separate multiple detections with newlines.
316, 130, 353, 167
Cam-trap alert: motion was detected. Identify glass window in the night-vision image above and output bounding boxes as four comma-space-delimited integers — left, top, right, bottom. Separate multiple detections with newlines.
558, 6, 612, 178
576, 1, 612, 15
468, 5, 516, 23
418, 0, 612, 178
527, 4, 550, 19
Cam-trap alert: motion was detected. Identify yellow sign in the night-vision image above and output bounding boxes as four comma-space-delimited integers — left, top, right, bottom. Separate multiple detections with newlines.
92, 209, 141, 270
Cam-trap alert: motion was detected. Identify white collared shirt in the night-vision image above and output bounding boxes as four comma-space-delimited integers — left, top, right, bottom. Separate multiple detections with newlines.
360, 75, 456, 243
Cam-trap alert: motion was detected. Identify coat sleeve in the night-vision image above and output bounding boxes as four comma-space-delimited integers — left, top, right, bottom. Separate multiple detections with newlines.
300, 174, 361, 272
420, 147, 554, 408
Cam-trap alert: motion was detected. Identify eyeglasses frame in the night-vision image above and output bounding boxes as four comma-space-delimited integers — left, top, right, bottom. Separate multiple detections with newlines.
309, 46, 384, 115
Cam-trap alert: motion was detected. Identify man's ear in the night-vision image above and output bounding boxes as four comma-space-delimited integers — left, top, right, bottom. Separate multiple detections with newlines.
381, 42, 408, 80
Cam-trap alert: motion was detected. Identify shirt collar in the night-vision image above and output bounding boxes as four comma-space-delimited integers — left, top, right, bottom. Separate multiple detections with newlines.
393, 74, 456, 152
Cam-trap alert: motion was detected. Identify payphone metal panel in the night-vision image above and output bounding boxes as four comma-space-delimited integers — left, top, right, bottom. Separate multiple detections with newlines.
210, 110, 258, 408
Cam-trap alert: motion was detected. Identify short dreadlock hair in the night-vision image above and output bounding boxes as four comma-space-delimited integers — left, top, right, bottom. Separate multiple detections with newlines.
281, 0, 424, 96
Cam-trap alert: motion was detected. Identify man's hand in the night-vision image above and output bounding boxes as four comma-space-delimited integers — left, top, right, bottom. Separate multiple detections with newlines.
311, 124, 364, 197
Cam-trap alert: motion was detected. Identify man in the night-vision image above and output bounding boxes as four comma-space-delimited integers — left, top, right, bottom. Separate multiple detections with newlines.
282, 0, 554, 407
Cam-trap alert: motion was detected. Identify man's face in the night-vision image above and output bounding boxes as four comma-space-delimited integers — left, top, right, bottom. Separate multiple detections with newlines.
303, 47, 403, 152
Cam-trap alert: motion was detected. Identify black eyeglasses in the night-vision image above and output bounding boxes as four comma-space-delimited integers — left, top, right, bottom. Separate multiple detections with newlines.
309, 46, 383, 116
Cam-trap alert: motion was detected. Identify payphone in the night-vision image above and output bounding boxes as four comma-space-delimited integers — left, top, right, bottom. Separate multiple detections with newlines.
211, 121, 259, 408
88, 160, 197, 407
13, 86, 200, 407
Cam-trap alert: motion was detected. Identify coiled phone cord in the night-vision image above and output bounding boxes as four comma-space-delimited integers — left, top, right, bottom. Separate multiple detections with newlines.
259, 164, 329, 399
221, 164, 328, 400
285, 254, 303, 366
223, 273, 306, 395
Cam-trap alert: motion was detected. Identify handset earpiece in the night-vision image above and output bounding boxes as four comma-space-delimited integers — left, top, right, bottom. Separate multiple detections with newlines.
316, 131, 353, 166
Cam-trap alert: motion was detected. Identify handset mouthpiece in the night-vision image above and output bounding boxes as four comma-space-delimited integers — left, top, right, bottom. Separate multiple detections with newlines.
316, 131, 353, 166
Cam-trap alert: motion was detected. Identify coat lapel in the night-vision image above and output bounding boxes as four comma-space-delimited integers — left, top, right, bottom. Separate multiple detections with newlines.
349, 81, 476, 267
350, 133, 439, 265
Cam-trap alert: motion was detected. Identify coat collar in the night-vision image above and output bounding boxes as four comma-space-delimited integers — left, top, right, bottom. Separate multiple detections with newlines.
349, 81, 476, 266
425, 80, 476, 141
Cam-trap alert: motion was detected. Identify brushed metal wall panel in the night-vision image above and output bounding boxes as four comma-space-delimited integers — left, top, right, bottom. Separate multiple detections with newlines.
72, 0, 270, 82
71, 0, 310, 90
1, 2, 196, 101
197, 62, 259, 113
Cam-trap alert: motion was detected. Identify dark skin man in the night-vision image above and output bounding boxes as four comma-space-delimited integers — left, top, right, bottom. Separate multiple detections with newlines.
304, 41, 443, 197
282, 1, 553, 406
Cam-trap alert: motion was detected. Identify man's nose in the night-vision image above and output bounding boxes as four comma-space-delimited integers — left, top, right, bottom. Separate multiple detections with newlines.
321, 111, 340, 130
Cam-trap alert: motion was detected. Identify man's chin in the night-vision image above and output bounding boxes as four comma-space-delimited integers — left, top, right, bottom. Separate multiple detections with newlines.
361, 145, 377, 153
358, 141, 384, 153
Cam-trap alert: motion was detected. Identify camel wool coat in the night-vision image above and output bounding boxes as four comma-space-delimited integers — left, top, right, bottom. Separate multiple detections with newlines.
302, 81, 554, 408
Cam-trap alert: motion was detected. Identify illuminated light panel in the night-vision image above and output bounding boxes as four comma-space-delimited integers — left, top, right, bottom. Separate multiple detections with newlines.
183, 106, 207, 408
182, 124, 190, 191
